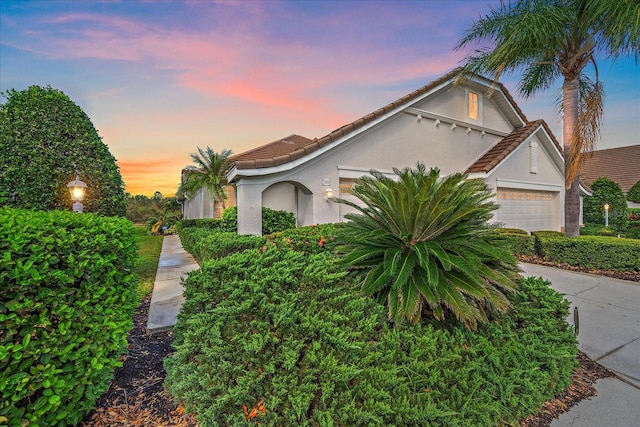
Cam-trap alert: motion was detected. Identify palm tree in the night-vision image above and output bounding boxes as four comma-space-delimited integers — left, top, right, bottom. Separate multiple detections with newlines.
337, 163, 520, 330
177, 147, 233, 218
456, 0, 640, 237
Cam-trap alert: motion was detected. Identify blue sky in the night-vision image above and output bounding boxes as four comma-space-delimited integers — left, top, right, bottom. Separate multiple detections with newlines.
1, 0, 638, 196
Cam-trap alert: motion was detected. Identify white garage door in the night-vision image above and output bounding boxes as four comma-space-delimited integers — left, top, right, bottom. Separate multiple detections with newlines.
496, 189, 556, 232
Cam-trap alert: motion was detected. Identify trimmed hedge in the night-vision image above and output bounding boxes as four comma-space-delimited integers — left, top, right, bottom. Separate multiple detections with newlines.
538, 236, 640, 271
178, 207, 296, 235
165, 244, 577, 426
0, 207, 137, 426
500, 233, 536, 256
579, 223, 616, 237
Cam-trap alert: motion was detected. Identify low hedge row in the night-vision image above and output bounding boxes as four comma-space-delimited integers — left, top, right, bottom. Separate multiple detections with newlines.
538, 235, 640, 271
178, 206, 296, 235
0, 207, 138, 426
165, 244, 577, 426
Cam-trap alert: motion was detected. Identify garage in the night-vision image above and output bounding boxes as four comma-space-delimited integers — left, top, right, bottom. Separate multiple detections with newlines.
495, 188, 558, 231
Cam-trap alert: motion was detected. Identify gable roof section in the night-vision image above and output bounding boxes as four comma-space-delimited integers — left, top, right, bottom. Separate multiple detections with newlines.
232, 68, 528, 172
580, 145, 640, 192
466, 120, 562, 173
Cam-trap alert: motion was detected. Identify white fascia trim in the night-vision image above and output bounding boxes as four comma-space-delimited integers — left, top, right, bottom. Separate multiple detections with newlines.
337, 165, 397, 179
496, 179, 563, 192
404, 107, 509, 137
579, 183, 592, 197
466, 172, 487, 180
229, 79, 455, 182
535, 126, 565, 173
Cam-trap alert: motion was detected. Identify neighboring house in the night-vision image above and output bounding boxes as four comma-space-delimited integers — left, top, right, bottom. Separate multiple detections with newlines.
580, 145, 640, 208
223, 68, 565, 235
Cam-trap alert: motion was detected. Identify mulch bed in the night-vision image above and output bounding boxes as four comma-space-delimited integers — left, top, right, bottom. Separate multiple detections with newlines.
82, 258, 629, 426
519, 255, 640, 283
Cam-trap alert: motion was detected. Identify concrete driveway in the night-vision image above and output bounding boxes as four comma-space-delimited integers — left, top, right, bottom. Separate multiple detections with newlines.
520, 263, 640, 426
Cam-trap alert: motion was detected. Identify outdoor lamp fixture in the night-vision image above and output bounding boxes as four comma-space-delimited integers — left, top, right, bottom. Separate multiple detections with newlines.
324, 188, 334, 202
604, 203, 610, 227
67, 175, 87, 213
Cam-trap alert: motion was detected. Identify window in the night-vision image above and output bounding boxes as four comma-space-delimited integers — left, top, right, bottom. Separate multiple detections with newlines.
339, 179, 356, 195
468, 91, 479, 120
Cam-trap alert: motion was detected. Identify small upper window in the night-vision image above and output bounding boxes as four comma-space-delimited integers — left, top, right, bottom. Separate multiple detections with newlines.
468, 91, 479, 120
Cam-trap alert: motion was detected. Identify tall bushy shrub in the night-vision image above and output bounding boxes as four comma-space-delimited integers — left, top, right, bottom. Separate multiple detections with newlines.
627, 180, 640, 203
583, 177, 628, 232
0, 86, 126, 216
165, 246, 576, 426
337, 163, 520, 329
0, 208, 137, 426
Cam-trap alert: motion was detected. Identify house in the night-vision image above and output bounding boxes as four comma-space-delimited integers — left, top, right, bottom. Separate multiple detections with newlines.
186, 68, 566, 235
580, 145, 640, 208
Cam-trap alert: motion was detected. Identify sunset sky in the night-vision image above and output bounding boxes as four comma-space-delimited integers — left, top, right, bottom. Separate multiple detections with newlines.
1, 0, 638, 197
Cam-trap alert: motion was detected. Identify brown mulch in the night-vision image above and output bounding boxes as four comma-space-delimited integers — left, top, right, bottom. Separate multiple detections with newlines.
519, 255, 640, 283
81, 298, 197, 427
82, 271, 622, 427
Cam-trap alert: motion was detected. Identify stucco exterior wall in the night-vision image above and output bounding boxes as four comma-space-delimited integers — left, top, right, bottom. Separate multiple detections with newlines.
232, 77, 564, 235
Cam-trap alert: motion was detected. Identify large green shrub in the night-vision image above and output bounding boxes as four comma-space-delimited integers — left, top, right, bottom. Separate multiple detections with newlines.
0, 207, 137, 426
337, 163, 520, 329
627, 180, 640, 203
0, 86, 126, 216
165, 246, 576, 426
583, 177, 628, 232
538, 236, 640, 271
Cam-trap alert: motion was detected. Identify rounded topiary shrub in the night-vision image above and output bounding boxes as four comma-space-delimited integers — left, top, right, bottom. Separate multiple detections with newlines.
0, 86, 126, 216
165, 246, 577, 426
627, 180, 640, 203
583, 177, 628, 232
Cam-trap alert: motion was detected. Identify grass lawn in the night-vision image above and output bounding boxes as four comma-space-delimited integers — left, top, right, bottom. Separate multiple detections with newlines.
133, 225, 163, 299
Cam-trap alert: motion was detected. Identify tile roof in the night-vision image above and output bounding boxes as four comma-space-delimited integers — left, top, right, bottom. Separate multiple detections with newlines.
465, 120, 560, 173
580, 145, 640, 192
232, 68, 527, 171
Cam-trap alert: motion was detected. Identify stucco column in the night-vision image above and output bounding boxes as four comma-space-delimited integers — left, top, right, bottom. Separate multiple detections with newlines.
236, 183, 263, 235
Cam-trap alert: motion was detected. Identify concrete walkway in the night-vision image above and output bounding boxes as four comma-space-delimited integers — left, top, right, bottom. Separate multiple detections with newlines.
520, 263, 640, 427
146, 235, 199, 333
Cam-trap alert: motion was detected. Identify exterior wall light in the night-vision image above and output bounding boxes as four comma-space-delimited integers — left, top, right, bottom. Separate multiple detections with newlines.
67, 175, 87, 213
324, 188, 334, 202
604, 203, 609, 227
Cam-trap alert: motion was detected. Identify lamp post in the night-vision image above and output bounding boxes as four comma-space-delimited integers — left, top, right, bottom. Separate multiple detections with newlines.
67, 175, 87, 213
604, 203, 609, 227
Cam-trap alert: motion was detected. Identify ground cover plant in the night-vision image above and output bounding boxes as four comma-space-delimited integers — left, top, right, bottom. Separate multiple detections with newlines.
0, 207, 137, 426
164, 245, 577, 426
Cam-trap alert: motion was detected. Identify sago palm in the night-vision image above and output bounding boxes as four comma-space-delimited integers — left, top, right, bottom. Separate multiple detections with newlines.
456, 0, 640, 236
337, 163, 520, 330
177, 147, 232, 217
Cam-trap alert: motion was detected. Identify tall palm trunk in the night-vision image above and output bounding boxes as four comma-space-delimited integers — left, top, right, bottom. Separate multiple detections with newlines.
563, 76, 581, 237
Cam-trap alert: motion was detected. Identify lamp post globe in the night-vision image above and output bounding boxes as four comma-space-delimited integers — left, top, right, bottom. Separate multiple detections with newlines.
67, 175, 87, 213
